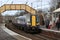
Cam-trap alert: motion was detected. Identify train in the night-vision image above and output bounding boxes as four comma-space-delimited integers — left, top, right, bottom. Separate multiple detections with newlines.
6, 14, 43, 34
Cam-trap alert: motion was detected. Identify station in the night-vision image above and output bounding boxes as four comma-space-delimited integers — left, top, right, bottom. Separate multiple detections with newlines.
0, 0, 60, 40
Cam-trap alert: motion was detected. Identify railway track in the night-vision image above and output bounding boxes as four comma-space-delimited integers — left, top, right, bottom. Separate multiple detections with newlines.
5, 23, 60, 40
33, 34, 58, 40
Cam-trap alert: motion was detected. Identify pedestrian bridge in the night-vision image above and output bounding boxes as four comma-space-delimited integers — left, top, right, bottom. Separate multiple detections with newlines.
0, 4, 36, 14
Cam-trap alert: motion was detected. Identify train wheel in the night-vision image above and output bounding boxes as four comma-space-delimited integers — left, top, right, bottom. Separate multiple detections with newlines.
24, 27, 28, 33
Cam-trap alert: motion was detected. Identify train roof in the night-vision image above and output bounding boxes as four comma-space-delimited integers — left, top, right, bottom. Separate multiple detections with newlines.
15, 16, 26, 19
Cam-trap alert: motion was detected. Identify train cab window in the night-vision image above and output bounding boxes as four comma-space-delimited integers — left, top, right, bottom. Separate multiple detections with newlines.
36, 16, 40, 23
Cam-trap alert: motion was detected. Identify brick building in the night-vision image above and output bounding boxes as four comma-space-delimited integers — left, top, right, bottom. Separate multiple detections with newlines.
0, 14, 3, 23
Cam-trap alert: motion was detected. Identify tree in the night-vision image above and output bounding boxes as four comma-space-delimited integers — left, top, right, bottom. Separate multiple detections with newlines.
14, 10, 28, 17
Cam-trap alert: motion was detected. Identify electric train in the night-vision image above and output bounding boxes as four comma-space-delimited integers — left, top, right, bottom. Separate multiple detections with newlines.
7, 14, 42, 33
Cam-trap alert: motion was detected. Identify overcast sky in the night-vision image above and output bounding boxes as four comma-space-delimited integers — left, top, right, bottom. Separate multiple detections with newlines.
0, 0, 56, 16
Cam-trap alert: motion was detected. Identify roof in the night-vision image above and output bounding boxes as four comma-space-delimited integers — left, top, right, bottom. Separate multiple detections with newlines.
53, 8, 60, 13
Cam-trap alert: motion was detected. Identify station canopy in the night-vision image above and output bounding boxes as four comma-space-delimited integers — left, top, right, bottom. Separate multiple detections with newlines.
53, 8, 60, 13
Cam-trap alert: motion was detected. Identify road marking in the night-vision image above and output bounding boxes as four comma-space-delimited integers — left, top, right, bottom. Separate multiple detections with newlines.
1, 25, 32, 40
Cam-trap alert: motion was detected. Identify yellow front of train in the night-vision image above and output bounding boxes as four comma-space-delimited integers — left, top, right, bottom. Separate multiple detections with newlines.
25, 14, 41, 33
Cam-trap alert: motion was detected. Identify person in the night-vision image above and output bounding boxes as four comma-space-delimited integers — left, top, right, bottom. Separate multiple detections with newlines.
45, 18, 50, 28
48, 21, 56, 29
42, 19, 45, 25
8, 20, 12, 23
56, 15, 60, 30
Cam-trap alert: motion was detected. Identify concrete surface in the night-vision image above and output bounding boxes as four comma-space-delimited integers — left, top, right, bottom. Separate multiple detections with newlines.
0, 24, 32, 40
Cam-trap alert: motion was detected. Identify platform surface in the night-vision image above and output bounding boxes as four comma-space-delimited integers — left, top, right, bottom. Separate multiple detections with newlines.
41, 28, 60, 33
0, 24, 31, 40
0, 25, 17, 40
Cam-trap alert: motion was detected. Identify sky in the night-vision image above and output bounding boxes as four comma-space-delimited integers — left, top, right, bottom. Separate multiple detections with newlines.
0, 0, 57, 16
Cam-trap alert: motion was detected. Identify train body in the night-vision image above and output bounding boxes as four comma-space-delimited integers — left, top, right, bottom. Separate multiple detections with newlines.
11, 15, 41, 33
12, 15, 40, 33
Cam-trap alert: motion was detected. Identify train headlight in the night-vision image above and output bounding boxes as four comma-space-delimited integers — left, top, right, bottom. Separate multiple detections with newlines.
27, 23, 31, 25
37, 23, 39, 25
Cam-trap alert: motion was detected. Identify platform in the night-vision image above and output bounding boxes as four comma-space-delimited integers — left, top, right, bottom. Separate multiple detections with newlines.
0, 24, 31, 40
0, 24, 17, 40
41, 28, 60, 33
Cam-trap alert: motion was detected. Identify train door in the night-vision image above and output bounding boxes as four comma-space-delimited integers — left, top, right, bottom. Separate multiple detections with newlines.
30, 15, 40, 27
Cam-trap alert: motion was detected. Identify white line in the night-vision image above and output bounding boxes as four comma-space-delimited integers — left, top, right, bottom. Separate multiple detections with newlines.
41, 28, 60, 33
1, 25, 32, 40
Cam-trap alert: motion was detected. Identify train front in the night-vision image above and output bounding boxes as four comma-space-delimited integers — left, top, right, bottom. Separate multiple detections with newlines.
25, 14, 41, 33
